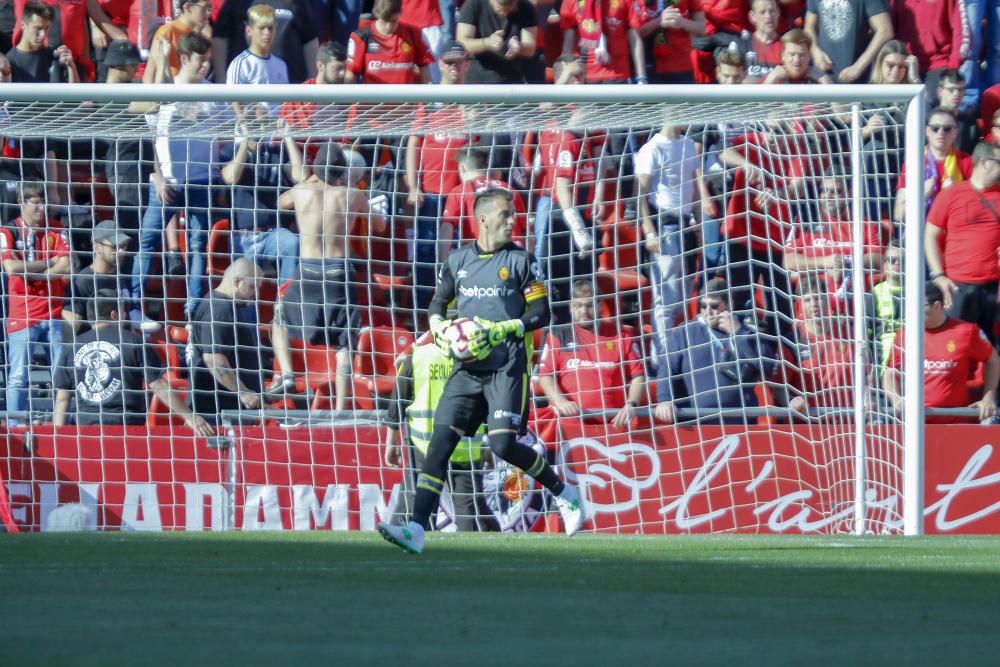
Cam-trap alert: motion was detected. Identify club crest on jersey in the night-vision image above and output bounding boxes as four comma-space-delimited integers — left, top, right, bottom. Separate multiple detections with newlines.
947, 340, 956, 353
499, 266, 510, 281
402, 42, 411, 52
605, 341, 614, 350
581, 19, 599, 33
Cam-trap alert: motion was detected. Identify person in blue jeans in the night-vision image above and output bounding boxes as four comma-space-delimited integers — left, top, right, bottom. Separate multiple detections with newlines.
960, 0, 1000, 113
0, 181, 71, 423
131, 33, 221, 321
221, 124, 304, 285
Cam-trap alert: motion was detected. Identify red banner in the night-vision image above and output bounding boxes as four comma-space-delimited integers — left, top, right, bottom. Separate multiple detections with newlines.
2, 422, 1000, 533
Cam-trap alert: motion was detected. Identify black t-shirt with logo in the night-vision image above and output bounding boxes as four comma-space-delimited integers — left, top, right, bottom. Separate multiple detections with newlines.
53, 325, 165, 425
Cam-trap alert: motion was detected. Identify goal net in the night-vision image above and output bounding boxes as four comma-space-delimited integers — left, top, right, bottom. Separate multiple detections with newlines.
0, 83, 926, 535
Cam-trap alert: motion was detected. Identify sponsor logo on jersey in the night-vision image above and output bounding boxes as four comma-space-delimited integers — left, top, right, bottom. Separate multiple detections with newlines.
459, 284, 514, 298
367, 41, 381, 53
499, 266, 510, 281
493, 409, 521, 426
457, 269, 468, 279
581, 19, 599, 33
368, 60, 417, 72
565, 358, 618, 370
925, 359, 959, 371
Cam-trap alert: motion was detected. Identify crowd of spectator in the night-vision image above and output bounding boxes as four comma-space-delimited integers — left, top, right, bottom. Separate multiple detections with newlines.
0, 0, 998, 430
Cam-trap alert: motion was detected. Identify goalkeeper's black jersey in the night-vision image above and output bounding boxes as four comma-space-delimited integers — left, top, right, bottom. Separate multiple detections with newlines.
431, 242, 548, 372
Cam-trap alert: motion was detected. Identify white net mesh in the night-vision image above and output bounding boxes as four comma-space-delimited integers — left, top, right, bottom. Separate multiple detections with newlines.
0, 86, 926, 534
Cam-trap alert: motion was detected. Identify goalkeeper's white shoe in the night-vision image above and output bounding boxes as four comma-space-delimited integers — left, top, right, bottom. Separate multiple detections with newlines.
554, 484, 587, 537
567, 221, 594, 257
378, 520, 425, 555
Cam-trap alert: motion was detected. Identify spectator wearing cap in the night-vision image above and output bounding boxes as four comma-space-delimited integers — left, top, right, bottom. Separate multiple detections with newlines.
405, 40, 474, 310
63, 221, 157, 339
925, 141, 1000, 344
53, 289, 214, 433
143, 0, 212, 84
885, 282, 1000, 424
89, 0, 132, 83
456, 0, 538, 84
0, 181, 71, 424
214, 0, 321, 84
804, 0, 892, 83
101, 39, 140, 83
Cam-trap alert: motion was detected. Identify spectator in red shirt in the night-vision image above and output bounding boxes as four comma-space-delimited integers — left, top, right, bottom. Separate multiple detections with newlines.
890, 0, 965, 92
743, 0, 782, 83
634, 0, 705, 84
442, 145, 527, 252
537, 279, 646, 429
925, 140, 1000, 343
406, 40, 474, 309
89, 0, 132, 81
988, 109, 1000, 143
0, 181, 71, 423
346, 0, 432, 84
784, 167, 883, 300
894, 108, 973, 222
791, 276, 855, 412
559, 0, 645, 84
278, 40, 347, 132
886, 282, 999, 423
691, 0, 747, 83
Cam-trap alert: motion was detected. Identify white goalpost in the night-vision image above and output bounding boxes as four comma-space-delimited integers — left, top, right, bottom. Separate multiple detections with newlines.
0, 83, 926, 535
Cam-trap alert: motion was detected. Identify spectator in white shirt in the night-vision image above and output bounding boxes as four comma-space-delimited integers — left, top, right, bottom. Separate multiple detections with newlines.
636, 123, 705, 371
226, 5, 290, 119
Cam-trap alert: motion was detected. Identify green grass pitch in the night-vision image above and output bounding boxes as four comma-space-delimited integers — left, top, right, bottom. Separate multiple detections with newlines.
3, 533, 1000, 667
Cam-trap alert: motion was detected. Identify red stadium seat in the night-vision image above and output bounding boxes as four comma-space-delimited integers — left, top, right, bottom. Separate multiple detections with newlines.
352, 326, 414, 410
207, 219, 232, 279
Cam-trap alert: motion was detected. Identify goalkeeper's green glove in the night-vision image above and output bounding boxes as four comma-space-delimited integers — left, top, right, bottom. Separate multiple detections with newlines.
430, 317, 453, 357
474, 317, 525, 348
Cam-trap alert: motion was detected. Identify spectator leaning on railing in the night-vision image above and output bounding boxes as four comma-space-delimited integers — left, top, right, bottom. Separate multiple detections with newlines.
885, 282, 1000, 424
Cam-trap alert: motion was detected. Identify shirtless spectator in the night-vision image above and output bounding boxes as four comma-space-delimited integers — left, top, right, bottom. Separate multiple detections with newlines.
894, 108, 973, 222
143, 0, 212, 83
762, 29, 832, 85
537, 279, 646, 429
925, 141, 1000, 343
442, 146, 527, 253
804, 0, 892, 82
268, 143, 386, 407
634, 0, 705, 84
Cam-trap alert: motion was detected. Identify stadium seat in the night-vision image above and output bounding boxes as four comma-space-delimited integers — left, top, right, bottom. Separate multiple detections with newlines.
207, 219, 232, 279
352, 326, 414, 410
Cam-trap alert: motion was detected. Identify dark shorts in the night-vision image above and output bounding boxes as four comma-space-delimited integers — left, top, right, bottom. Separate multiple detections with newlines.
434, 364, 530, 434
275, 258, 358, 348
948, 280, 999, 344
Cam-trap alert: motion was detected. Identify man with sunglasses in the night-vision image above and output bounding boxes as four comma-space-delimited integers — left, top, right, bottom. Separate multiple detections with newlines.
925, 141, 1000, 344
653, 278, 779, 425
894, 108, 972, 222
63, 221, 157, 339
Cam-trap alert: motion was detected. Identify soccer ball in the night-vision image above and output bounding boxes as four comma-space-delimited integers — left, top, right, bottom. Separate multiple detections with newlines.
443, 318, 483, 362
